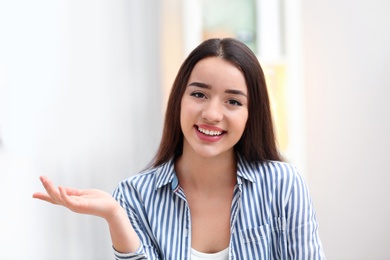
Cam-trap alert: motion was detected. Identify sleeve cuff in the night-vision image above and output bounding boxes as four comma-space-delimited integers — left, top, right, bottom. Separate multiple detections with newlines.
113, 244, 146, 259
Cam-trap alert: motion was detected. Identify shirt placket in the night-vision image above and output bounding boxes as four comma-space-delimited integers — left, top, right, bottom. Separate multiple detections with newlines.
229, 177, 243, 259
172, 183, 192, 260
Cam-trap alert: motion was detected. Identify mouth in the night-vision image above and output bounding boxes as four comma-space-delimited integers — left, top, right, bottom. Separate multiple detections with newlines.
196, 126, 225, 136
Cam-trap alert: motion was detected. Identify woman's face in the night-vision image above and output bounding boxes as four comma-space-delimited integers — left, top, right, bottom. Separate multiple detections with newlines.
180, 57, 249, 159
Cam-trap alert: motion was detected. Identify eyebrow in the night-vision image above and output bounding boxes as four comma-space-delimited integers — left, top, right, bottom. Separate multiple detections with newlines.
188, 81, 247, 97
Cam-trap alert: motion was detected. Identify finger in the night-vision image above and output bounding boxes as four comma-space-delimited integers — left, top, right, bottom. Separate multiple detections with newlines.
32, 192, 56, 204
62, 187, 83, 197
39, 176, 63, 204
59, 186, 82, 205
58, 186, 83, 213
40, 176, 59, 196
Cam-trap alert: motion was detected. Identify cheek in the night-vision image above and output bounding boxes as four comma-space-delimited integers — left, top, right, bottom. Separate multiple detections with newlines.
181, 99, 198, 117
180, 100, 192, 129
237, 112, 249, 134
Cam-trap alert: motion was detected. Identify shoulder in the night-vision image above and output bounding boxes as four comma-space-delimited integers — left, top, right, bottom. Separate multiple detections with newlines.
238, 159, 313, 209
116, 160, 176, 193
237, 157, 306, 196
238, 156, 300, 183
258, 160, 302, 189
121, 168, 156, 186
113, 161, 176, 212
116, 168, 158, 195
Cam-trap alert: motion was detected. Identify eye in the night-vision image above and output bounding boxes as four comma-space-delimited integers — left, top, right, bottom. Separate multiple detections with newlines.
190, 92, 207, 99
227, 99, 243, 106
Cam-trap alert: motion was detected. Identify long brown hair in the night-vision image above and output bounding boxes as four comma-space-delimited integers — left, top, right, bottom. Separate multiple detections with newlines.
152, 38, 282, 167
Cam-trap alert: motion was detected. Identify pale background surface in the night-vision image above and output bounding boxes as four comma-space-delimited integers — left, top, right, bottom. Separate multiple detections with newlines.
0, 0, 389, 259
303, 0, 390, 259
0, 1, 162, 259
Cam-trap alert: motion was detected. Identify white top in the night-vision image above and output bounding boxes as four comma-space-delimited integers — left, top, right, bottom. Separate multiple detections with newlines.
191, 247, 229, 260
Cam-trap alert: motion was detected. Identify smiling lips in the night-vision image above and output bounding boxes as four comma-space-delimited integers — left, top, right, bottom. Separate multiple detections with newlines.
197, 126, 223, 136
195, 125, 225, 142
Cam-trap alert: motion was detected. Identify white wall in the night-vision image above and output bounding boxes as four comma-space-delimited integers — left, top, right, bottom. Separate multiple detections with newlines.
302, 0, 390, 259
0, 1, 162, 259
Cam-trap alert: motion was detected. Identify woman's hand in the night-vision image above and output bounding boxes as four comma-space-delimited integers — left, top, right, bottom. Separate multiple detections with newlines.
33, 176, 121, 221
33, 176, 141, 253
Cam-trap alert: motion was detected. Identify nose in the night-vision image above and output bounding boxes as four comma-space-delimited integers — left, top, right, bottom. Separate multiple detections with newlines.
201, 99, 223, 122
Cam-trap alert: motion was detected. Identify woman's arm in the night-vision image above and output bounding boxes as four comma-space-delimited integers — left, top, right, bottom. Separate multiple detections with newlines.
106, 205, 140, 253
33, 176, 140, 254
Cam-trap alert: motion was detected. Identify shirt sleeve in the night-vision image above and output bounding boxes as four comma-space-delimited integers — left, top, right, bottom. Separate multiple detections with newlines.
113, 244, 147, 260
285, 169, 326, 259
111, 181, 160, 260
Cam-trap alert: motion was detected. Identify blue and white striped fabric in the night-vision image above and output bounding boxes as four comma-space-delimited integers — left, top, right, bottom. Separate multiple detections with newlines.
112, 155, 325, 259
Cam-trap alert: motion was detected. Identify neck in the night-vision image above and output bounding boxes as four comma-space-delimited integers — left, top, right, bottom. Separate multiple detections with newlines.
175, 151, 237, 194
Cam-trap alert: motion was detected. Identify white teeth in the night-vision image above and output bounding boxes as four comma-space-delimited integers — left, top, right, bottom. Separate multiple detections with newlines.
198, 127, 223, 136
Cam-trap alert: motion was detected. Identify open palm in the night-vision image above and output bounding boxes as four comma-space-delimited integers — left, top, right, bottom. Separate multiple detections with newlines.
33, 176, 121, 221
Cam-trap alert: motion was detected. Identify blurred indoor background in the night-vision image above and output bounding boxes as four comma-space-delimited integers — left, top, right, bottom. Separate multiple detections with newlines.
0, 0, 389, 259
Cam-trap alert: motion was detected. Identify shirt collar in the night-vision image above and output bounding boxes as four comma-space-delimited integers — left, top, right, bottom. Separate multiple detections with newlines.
236, 153, 257, 183
154, 159, 176, 190
154, 154, 257, 190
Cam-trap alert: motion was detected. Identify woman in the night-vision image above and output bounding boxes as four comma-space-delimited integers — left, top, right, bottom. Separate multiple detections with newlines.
34, 38, 325, 259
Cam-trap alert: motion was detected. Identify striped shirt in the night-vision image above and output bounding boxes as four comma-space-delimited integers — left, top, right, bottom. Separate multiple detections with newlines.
112, 155, 325, 259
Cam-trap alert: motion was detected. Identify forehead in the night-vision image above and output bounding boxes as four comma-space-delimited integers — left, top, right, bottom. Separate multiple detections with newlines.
189, 57, 247, 92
